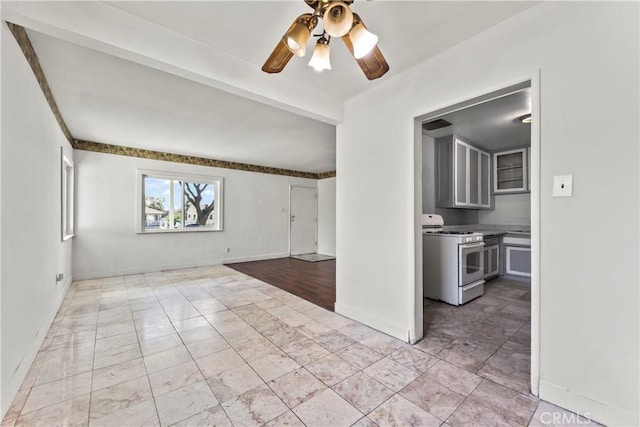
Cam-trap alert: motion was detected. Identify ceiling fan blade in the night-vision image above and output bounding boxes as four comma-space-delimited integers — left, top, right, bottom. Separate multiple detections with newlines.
342, 36, 389, 80
342, 14, 389, 80
262, 14, 316, 74
262, 38, 294, 74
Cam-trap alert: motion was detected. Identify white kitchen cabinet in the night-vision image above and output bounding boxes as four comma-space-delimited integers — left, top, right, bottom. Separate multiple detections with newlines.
502, 235, 531, 280
493, 148, 528, 193
435, 135, 491, 209
505, 246, 531, 277
483, 243, 500, 279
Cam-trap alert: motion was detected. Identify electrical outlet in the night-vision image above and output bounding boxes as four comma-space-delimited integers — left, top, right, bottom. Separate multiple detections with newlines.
56, 273, 64, 283
552, 174, 573, 197
225, 247, 231, 253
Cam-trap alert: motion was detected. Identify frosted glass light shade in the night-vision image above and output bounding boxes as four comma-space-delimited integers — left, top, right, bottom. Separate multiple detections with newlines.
323, 2, 353, 37
520, 114, 532, 124
308, 42, 331, 71
350, 23, 378, 59
284, 23, 310, 57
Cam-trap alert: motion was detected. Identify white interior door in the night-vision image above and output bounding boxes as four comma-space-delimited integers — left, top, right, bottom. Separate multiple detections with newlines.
290, 185, 317, 255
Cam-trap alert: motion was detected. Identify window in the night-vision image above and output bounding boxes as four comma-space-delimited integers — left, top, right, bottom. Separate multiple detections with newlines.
61, 149, 75, 240
137, 170, 224, 233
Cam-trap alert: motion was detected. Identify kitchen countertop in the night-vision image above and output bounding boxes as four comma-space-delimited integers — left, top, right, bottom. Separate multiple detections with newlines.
480, 230, 531, 237
504, 231, 531, 236
442, 224, 531, 237
475, 230, 507, 237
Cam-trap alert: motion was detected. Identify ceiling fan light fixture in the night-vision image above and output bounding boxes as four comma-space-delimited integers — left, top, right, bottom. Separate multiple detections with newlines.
349, 22, 378, 59
283, 20, 312, 57
262, 2, 389, 80
308, 37, 331, 71
323, 1, 354, 37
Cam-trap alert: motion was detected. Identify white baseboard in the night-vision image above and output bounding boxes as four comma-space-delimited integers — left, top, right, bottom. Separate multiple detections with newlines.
539, 379, 639, 426
223, 252, 290, 265
73, 252, 290, 281
1, 277, 72, 418
316, 248, 336, 257
334, 301, 409, 343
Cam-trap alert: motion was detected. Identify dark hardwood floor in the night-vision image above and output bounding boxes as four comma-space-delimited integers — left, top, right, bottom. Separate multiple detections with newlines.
226, 257, 336, 311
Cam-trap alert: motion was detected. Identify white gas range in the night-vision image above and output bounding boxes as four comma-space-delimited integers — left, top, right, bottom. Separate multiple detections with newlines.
422, 214, 485, 305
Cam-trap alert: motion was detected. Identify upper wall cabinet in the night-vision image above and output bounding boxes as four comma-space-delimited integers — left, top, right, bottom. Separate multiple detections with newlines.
493, 148, 529, 194
435, 135, 491, 209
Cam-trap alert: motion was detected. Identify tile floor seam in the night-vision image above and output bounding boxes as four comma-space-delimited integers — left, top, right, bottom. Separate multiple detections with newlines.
5, 271, 578, 427
128, 299, 162, 427
364, 394, 397, 419
87, 315, 98, 427
11, 388, 32, 421
524, 400, 540, 426
14, 355, 94, 419
22, 318, 96, 409
154, 279, 273, 426
258, 391, 296, 426
330, 370, 397, 418
441, 378, 480, 426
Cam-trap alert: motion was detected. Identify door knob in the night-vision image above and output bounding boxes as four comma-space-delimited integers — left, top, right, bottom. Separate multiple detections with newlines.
291, 215, 295, 222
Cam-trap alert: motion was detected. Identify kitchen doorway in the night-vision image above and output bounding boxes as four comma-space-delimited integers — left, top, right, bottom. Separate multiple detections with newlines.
289, 185, 317, 256
413, 76, 540, 396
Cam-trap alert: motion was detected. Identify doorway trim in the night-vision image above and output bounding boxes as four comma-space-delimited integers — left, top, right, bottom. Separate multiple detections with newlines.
413, 71, 541, 396
288, 185, 318, 256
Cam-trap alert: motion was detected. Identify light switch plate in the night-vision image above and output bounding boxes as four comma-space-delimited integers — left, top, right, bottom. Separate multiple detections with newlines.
553, 174, 573, 197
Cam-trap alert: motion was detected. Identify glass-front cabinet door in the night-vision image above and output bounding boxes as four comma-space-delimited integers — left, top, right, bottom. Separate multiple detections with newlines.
455, 140, 468, 205
479, 152, 491, 207
468, 148, 479, 205
494, 148, 528, 193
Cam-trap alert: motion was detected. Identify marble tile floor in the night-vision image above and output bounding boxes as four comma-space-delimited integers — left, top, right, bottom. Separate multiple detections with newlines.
2, 267, 599, 427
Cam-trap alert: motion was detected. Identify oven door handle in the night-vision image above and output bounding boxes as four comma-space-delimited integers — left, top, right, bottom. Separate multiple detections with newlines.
460, 242, 485, 249
461, 281, 484, 291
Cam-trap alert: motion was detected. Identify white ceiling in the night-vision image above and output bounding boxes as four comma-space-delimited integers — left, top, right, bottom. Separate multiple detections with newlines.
27, 30, 337, 173
422, 88, 532, 151
3, 1, 539, 173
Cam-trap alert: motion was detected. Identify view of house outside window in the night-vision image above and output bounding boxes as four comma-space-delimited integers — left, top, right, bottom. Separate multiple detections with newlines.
139, 170, 223, 232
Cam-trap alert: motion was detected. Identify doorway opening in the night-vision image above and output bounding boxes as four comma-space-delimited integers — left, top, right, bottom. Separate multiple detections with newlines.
414, 77, 540, 397
289, 185, 318, 257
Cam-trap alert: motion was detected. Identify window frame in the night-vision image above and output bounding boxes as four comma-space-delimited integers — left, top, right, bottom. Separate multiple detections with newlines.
61, 149, 75, 241
136, 169, 224, 234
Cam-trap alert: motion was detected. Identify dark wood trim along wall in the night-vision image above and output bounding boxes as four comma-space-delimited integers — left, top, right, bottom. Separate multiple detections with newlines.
5, 21, 337, 180
73, 139, 335, 179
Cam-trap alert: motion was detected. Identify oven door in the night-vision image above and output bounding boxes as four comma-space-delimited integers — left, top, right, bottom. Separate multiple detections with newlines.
459, 242, 485, 286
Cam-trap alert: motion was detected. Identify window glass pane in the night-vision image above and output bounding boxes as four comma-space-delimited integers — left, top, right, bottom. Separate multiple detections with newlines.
144, 177, 171, 230
183, 182, 216, 229
140, 171, 222, 233
64, 164, 74, 234
61, 153, 75, 240
166, 180, 182, 229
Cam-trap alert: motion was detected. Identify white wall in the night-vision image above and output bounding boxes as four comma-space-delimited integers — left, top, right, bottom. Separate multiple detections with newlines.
0, 22, 74, 417
317, 177, 336, 256
73, 150, 316, 279
478, 193, 530, 225
336, 2, 638, 426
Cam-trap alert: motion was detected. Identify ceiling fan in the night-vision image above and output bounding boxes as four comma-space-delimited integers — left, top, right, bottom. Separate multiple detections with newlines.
262, 0, 389, 80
